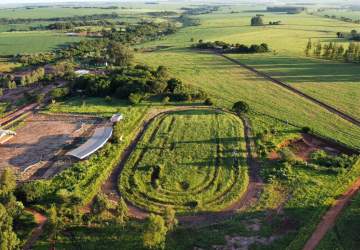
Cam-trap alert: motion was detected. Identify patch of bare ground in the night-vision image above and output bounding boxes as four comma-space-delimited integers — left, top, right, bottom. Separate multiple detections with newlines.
213, 235, 277, 250
269, 133, 358, 161
0, 113, 99, 180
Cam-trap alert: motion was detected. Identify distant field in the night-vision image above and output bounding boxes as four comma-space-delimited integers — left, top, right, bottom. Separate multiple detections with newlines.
0, 31, 84, 55
227, 54, 360, 121
137, 9, 360, 148
120, 109, 248, 212
140, 11, 360, 55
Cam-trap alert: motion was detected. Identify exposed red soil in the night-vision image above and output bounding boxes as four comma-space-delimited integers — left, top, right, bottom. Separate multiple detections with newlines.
303, 177, 360, 250
269, 133, 358, 162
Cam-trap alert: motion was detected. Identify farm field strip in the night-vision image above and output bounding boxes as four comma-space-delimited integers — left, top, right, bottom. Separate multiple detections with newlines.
227, 53, 360, 121
219, 53, 360, 127
119, 109, 249, 213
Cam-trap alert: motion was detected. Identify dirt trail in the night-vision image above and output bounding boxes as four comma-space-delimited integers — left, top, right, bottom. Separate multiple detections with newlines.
22, 209, 48, 250
218, 53, 360, 128
302, 177, 360, 250
101, 106, 263, 226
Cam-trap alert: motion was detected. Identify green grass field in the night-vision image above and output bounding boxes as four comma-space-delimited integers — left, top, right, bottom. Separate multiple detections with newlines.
0, 31, 84, 55
120, 109, 248, 212
227, 54, 360, 121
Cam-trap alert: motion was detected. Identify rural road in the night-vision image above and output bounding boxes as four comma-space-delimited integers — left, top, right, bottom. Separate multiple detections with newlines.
302, 176, 360, 250
218, 53, 360, 128
101, 106, 264, 226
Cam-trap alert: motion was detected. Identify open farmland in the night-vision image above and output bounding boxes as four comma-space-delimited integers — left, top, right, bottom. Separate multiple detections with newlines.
226, 53, 360, 121
0, 31, 84, 55
137, 50, 360, 149
0, 2, 359, 250
120, 109, 248, 212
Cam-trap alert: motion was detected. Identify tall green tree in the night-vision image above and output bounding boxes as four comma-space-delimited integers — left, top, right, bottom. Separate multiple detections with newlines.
143, 214, 168, 249
108, 42, 134, 66
304, 39, 312, 56
0, 204, 19, 250
0, 168, 16, 200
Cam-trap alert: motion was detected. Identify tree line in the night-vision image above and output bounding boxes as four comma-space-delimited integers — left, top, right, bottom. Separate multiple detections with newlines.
0, 13, 120, 25
305, 40, 360, 63
192, 40, 270, 54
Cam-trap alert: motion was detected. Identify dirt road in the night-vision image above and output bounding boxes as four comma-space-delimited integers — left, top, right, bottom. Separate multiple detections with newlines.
302, 177, 360, 250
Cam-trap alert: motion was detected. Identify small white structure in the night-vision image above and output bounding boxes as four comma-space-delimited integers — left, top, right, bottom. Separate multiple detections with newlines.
75, 69, 90, 76
0, 130, 16, 144
110, 113, 124, 123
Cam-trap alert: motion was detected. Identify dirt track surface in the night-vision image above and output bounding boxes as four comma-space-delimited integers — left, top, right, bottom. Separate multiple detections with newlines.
218, 53, 360, 128
101, 106, 263, 226
303, 177, 360, 250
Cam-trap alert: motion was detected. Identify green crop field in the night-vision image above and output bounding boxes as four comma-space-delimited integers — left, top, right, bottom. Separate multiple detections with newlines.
0, 31, 85, 55
227, 54, 360, 121
120, 109, 248, 212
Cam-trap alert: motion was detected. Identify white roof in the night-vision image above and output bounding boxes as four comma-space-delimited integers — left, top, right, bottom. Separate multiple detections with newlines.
66, 126, 113, 160
111, 114, 124, 123
75, 69, 90, 75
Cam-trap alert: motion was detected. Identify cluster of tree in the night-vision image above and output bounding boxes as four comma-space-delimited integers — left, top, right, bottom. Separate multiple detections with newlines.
46, 20, 120, 30
269, 21, 281, 25
0, 75, 17, 89
73, 64, 207, 104
349, 29, 360, 41
0, 67, 45, 89
192, 40, 270, 54
305, 40, 360, 63
0, 169, 23, 250
321, 13, 360, 24
18, 67, 46, 86
0, 13, 120, 25
251, 15, 264, 26
267, 6, 306, 14
180, 6, 219, 15
177, 15, 201, 27
101, 21, 178, 44
310, 150, 358, 169
15, 53, 57, 66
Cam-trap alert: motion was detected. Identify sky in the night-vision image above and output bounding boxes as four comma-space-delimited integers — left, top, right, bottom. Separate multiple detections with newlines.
0, 0, 358, 5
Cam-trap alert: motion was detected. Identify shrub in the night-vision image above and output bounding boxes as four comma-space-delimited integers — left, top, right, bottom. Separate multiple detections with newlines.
232, 101, 249, 114
204, 98, 214, 106
105, 96, 112, 103
162, 96, 170, 104
50, 87, 70, 100
302, 126, 311, 133
279, 148, 297, 163
128, 92, 143, 105
35, 93, 45, 104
